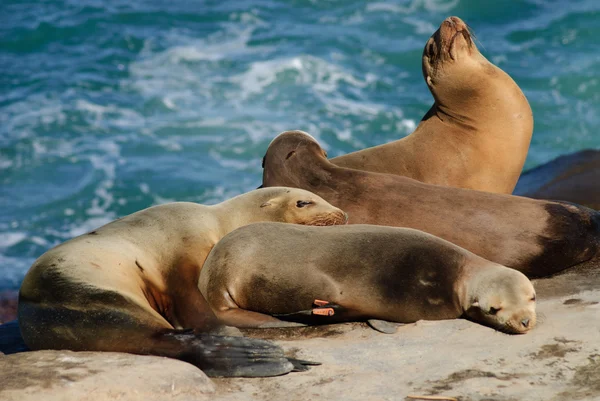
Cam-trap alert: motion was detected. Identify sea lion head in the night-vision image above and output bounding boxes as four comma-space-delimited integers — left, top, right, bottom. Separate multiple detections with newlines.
262, 130, 328, 187
463, 266, 537, 334
254, 186, 348, 226
422, 16, 488, 102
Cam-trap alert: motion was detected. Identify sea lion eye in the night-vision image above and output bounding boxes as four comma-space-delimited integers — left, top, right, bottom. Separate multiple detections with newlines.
286, 151, 296, 160
488, 307, 501, 315
531, 295, 536, 301
296, 200, 313, 208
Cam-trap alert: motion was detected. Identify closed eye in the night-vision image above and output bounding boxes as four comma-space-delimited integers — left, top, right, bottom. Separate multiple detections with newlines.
296, 200, 313, 208
488, 307, 502, 315
286, 151, 296, 159
531, 294, 536, 302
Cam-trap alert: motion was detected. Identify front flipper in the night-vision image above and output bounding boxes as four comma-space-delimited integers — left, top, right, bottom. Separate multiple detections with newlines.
367, 319, 404, 334
216, 308, 307, 329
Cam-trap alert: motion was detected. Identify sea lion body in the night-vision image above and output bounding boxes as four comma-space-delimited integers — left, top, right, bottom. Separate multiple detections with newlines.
200, 223, 536, 334
18, 187, 347, 377
262, 131, 600, 277
514, 149, 600, 210
331, 16, 533, 194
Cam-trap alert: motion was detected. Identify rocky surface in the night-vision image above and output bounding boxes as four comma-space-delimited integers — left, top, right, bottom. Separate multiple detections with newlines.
214, 259, 600, 401
0, 350, 215, 401
0, 259, 598, 401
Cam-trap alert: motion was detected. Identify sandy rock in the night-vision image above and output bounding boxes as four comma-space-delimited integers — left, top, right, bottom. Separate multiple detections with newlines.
1, 260, 597, 401
0, 350, 215, 401
213, 259, 600, 401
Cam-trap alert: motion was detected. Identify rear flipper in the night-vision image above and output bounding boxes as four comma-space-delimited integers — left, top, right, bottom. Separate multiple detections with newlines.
166, 330, 300, 377
18, 295, 310, 378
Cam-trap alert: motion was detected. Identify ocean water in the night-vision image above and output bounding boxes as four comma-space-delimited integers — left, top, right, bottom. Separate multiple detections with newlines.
1, 0, 599, 289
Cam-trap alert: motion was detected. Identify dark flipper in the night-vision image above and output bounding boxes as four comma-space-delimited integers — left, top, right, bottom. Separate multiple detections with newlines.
0, 320, 29, 354
157, 330, 297, 377
18, 294, 302, 378
367, 319, 404, 334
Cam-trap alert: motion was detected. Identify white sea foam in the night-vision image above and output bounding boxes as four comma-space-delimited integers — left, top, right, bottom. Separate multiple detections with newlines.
368, 0, 459, 14
75, 99, 144, 130
0, 232, 27, 249
128, 26, 273, 106
231, 55, 373, 100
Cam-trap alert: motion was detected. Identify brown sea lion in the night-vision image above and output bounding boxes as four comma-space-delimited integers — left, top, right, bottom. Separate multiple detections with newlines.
331, 16, 533, 194
199, 223, 536, 334
18, 187, 347, 377
262, 131, 600, 277
514, 149, 600, 210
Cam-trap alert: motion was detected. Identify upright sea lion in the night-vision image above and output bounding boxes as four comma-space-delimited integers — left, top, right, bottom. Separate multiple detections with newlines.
262, 131, 600, 277
514, 149, 600, 210
18, 187, 347, 377
331, 16, 533, 194
199, 223, 536, 334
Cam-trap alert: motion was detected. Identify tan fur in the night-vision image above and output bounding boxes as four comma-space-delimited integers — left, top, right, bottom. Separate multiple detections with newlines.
331, 16, 533, 194
19, 187, 347, 350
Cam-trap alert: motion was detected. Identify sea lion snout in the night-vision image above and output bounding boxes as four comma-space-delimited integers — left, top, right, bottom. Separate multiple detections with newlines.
426, 16, 473, 65
464, 268, 537, 334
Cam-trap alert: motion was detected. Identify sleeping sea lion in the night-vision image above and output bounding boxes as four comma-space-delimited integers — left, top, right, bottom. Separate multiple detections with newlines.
199, 223, 536, 334
262, 130, 600, 277
18, 187, 347, 377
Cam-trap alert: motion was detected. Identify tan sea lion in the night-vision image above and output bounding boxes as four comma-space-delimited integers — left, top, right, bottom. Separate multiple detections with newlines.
18, 187, 347, 377
262, 131, 600, 277
199, 223, 536, 334
514, 149, 600, 210
331, 16, 533, 194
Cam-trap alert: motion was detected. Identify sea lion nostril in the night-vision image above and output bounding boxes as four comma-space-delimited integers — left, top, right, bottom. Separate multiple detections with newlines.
521, 318, 530, 328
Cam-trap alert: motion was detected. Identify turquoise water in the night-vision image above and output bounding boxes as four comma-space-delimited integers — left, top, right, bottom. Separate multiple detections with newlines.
1, 0, 600, 289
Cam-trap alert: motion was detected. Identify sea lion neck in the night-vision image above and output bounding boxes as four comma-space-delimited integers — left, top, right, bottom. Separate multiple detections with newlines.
209, 192, 272, 234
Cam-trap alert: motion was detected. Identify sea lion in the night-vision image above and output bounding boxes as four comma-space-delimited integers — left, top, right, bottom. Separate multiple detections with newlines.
514, 149, 600, 210
262, 131, 600, 277
18, 187, 347, 377
331, 16, 533, 194
199, 223, 536, 334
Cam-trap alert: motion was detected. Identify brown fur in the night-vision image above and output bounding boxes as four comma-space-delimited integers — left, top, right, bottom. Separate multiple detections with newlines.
331, 16, 533, 194
262, 131, 600, 277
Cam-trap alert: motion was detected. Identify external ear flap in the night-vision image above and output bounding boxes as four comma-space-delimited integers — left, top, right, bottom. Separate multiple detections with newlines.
260, 202, 271, 208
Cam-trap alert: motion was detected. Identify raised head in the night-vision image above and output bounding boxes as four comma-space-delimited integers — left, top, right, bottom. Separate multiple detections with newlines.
422, 16, 490, 105
262, 130, 328, 187
462, 266, 536, 334
251, 186, 347, 226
